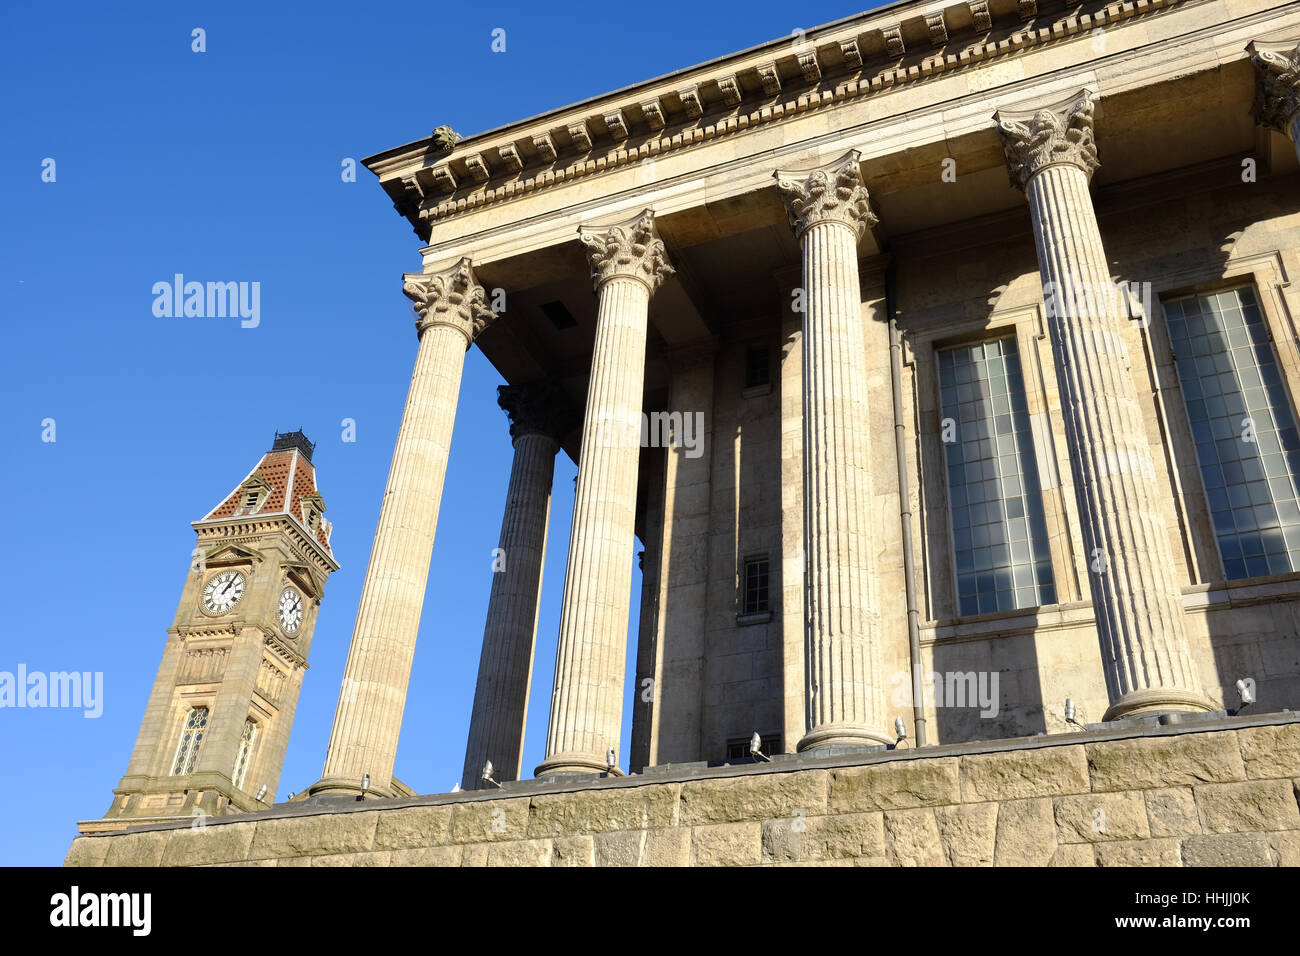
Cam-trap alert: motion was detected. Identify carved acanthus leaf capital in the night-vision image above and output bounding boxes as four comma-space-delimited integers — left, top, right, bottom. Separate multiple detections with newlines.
402, 257, 497, 346
497, 381, 577, 442
994, 89, 1100, 190
1249, 39, 1300, 134
773, 151, 877, 242
578, 209, 675, 295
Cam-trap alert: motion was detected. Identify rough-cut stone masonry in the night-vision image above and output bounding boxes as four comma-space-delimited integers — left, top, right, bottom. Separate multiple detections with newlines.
67, 714, 1300, 867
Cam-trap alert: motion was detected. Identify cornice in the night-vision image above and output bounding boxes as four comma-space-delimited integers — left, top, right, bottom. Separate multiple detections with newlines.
369, 0, 1182, 239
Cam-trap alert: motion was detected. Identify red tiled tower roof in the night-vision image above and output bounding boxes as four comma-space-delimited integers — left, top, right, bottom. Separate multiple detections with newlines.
201, 432, 334, 553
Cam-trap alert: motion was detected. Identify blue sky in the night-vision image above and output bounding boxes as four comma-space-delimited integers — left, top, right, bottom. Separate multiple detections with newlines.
0, 0, 867, 865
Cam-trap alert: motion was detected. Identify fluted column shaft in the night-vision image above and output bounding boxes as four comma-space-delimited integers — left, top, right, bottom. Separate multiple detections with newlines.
997, 92, 1211, 719
463, 383, 571, 788
314, 258, 495, 797
776, 153, 892, 751
538, 209, 673, 776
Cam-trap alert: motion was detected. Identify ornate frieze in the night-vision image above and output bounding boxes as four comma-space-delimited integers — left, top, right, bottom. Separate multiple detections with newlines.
1249, 39, 1300, 134
402, 257, 497, 344
994, 89, 1100, 190
578, 209, 675, 294
774, 151, 877, 241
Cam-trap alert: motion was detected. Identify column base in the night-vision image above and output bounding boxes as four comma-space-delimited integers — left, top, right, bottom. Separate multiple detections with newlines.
1102, 687, 1217, 723
797, 724, 894, 753
305, 774, 395, 801
534, 753, 613, 777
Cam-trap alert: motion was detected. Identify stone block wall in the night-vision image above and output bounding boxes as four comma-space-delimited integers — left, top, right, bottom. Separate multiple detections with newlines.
68, 717, 1300, 866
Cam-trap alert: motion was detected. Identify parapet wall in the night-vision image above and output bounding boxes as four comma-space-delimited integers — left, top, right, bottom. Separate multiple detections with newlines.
67, 715, 1300, 867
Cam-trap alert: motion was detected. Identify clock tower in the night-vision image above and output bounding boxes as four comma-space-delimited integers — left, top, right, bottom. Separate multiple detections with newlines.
87, 431, 340, 830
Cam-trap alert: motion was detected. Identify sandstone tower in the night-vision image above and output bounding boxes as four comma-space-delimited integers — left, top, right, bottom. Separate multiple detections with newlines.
94, 431, 338, 828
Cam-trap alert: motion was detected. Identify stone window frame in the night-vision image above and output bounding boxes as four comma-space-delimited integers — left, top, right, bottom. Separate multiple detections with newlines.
910, 304, 1085, 625
231, 716, 259, 790
168, 702, 212, 777
739, 554, 771, 619
1140, 252, 1300, 591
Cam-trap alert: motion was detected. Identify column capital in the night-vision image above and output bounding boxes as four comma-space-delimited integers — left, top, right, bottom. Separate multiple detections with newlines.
402, 257, 497, 346
497, 381, 577, 443
579, 208, 675, 295
773, 151, 877, 242
994, 88, 1100, 190
1249, 38, 1300, 134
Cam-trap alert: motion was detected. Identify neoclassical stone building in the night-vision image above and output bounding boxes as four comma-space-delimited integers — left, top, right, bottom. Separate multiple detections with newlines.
73, 0, 1300, 866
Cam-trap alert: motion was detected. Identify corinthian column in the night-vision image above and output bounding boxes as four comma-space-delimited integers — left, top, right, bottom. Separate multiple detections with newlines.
774, 153, 892, 751
994, 90, 1213, 720
463, 383, 573, 788
1249, 39, 1300, 160
311, 257, 496, 798
536, 209, 674, 776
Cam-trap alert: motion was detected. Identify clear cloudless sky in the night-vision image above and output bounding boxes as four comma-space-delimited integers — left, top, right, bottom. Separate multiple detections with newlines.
0, 0, 876, 865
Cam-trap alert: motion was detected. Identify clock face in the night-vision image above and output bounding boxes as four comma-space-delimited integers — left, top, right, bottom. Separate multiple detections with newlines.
202, 570, 246, 614
278, 587, 303, 634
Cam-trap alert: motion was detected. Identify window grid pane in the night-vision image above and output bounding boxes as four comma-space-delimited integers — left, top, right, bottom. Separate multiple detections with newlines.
1166, 286, 1300, 580
232, 718, 257, 789
743, 559, 769, 615
939, 337, 1056, 616
170, 706, 209, 776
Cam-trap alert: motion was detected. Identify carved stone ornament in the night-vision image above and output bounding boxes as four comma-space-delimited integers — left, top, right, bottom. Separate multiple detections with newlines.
431, 125, 462, 153
402, 257, 497, 345
773, 151, 877, 241
1249, 39, 1300, 134
994, 89, 1100, 190
578, 209, 675, 294
497, 381, 577, 442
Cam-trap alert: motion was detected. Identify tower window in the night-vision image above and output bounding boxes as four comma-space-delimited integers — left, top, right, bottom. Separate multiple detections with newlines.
742, 557, 770, 614
1166, 286, 1300, 579
939, 336, 1056, 615
170, 706, 210, 776
745, 345, 771, 389
243, 491, 260, 509
232, 718, 257, 789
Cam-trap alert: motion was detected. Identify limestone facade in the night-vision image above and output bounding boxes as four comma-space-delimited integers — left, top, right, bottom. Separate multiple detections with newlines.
78, 0, 1300, 861
67, 716, 1300, 867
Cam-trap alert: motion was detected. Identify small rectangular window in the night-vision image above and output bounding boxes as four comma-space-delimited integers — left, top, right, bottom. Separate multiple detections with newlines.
1166, 286, 1300, 579
745, 346, 770, 389
743, 557, 770, 615
243, 491, 260, 509
726, 734, 780, 760
170, 706, 209, 776
939, 336, 1056, 616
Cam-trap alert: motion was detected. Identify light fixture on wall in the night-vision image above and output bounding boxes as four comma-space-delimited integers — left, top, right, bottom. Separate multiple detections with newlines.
749, 732, 771, 762
606, 748, 617, 772
255, 784, 267, 801
1064, 698, 1086, 730
1232, 678, 1256, 715
360, 773, 371, 797
482, 760, 502, 789
894, 717, 908, 747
